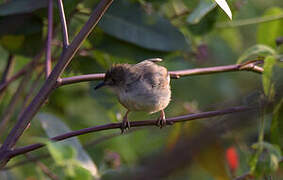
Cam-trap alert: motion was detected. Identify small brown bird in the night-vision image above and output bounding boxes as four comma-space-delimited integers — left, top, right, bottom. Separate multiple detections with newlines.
95, 58, 171, 133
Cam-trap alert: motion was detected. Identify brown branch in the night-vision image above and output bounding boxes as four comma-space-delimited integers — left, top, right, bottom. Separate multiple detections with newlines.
45, 0, 53, 78
56, 60, 264, 87
4, 106, 253, 160
57, 73, 104, 86
169, 60, 263, 78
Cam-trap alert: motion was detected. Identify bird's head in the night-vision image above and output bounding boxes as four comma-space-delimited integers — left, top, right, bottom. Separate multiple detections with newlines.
94, 64, 130, 90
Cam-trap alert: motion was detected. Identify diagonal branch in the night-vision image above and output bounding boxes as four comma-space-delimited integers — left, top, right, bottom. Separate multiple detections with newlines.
0, 55, 15, 85
45, 0, 53, 78
0, 54, 15, 100
56, 60, 264, 87
0, 48, 45, 95
0, 0, 114, 168
57, 0, 69, 49
5, 106, 253, 159
25, 153, 58, 180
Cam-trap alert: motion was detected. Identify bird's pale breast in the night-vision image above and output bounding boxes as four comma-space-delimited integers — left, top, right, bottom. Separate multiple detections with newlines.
115, 61, 171, 113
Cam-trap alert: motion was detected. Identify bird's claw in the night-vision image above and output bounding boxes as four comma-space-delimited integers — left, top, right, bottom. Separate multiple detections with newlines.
156, 116, 166, 128
121, 120, 130, 134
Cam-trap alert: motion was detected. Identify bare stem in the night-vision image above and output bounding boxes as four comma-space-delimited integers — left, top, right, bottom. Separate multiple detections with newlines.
216, 13, 283, 28
57, 0, 69, 49
1, 154, 50, 171
57, 73, 104, 86
0, 0, 114, 168
0, 55, 15, 84
169, 60, 263, 78
0, 55, 15, 100
25, 154, 58, 180
57, 60, 263, 87
6, 106, 252, 159
45, 0, 53, 78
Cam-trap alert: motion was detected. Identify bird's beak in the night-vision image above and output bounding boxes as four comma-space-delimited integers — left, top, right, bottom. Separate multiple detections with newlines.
94, 81, 106, 90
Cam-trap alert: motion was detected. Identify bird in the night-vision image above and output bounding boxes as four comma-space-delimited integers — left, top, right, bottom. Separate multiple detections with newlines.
94, 58, 171, 133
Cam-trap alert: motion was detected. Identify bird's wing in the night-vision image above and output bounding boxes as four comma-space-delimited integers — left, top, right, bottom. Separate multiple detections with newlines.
131, 60, 169, 89
145, 58, 162, 62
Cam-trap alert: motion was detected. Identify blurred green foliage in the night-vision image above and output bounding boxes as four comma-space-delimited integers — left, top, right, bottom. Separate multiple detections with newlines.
0, 0, 282, 179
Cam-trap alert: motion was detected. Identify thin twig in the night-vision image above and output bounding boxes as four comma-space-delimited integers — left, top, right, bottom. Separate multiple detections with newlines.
0, 55, 15, 100
1, 154, 50, 170
57, 0, 69, 49
25, 154, 58, 180
216, 14, 283, 28
0, 48, 45, 95
6, 106, 253, 159
56, 60, 264, 87
57, 73, 104, 86
0, 55, 15, 84
46, 0, 53, 78
0, 0, 114, 168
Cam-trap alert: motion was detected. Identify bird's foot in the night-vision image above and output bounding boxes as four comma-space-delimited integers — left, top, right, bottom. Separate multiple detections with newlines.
156, 110, 166, 128
156, 117, 166, 128
121, 119, 130, 134
120, 110, 130, 134
156, 110, 173, 128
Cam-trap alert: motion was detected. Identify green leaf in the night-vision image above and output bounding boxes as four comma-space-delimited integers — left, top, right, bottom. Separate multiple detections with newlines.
249, 142, 282, 177
219, 28, 243, 52
214, 0, 232, 20
0, 0, 80, 17
70, 165, 93, 180
257, 7, 283, 48
0, 0, 47, 16
0, 14, 42, 35
89, 31, 168, 61
237, 44, 276, 63
0, 14, 43, 56
46, 142, 76, 166
98, 0, 189, 52
0, 35, 25, 50
187, 0, 217, 24
37, 113, 100, 178
262, 56, 276, 98
187, 7, 219, 35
